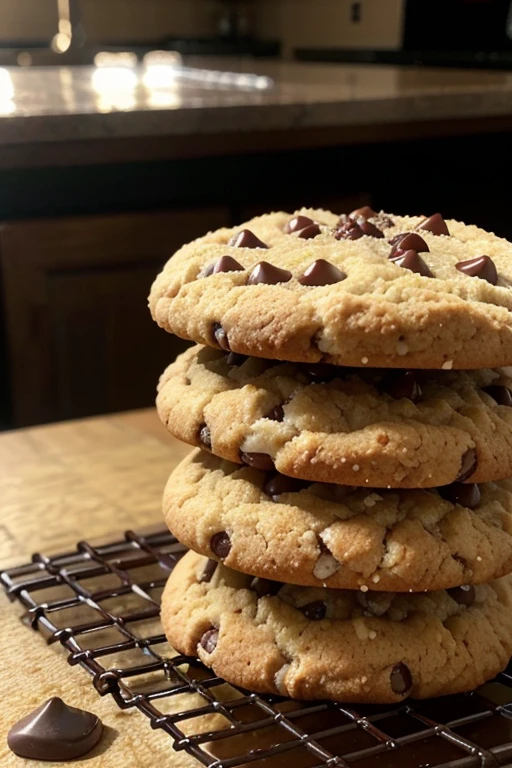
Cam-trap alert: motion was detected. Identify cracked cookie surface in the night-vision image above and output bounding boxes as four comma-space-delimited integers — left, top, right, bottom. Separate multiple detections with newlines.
157, 345, 512, 487
149, 208, 512, 370
161, 550, 512, 703
164, 450, 512, 592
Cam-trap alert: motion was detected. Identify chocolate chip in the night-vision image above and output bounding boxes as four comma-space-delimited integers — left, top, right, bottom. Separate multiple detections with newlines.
285, 214, 315, 234
390, 663, 412, 695
264, 473, 306, 500
456, 449, 477, 482
247, 262, 292, 285
240, 451, 276, 471
212, 255, 244, 274
416, 213, 450, 236
300, 600, 327, 621
7, 698, 103, 761
299, 259, 346, 286
210, 531, 232, 559
200, 628, 219, 654
350, 205, 377, 219
357, 218, 385, 238
265, 404, 285, 422
334, 217, 364, 241
200, 559, 218, 583
380, 370, 422, 402
439, 482, 481, 509
226, 352, 247, 367
198, 423, 212, 450
250, 577, 282, 597
229, 229, 268, 249
200, 262, 216, 278
455, 255, 498, 285
390, 232, 430, 256
390, 250, 433, 278
447, 585, 476, 607
212, 323, 230, 351
297, 223, 322, 240
483, 385, 512, 406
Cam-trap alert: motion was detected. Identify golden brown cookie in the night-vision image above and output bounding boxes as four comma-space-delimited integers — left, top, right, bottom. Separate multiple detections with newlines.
149, 208, 512, 370
157, 345, 512, 487
164, 449, 512, 592
161, 551, 512, 703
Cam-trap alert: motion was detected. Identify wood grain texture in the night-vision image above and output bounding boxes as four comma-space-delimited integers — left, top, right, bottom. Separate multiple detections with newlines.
0, 409, 200, 767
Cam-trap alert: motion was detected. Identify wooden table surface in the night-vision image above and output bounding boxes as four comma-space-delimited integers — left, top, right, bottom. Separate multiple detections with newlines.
0, 408, 202, 767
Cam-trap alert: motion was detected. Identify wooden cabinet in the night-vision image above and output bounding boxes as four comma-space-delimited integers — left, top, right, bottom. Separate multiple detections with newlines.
0, 207, 229, 427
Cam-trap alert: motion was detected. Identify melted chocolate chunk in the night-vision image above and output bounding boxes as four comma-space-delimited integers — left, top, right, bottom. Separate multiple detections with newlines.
416, 213, 450, 236
390, 250, 433, 278
390, 662, 413, 695
483, 384, 512, 406
198, 423, 212, 450
380, 370, 422, 402
334, 217, 364, 241
299, 259, 346, 286
200, 559, 218, 583
455, 255, 498, 285
212, 255, 244, 274
456, 449, 478, 482
247, 262, 293, 285
250, 577, 282, 598
285, 214, 315, 234
210, 531, 232, 559
7, 698, 103, 761
265, 404, 285, 422
390, 232, 430, 256
350, 205, 378, 220
226, 352, 247, 367
300, 600, 327, 621
264, 473, 306, 500
297, 223, 322, 240
200, 628, 219, 654
229, 229, 268, 249
439, 482, 481, 509
212, 323, 231, 351
447, 585, 476, 607
240, 451, 276, 471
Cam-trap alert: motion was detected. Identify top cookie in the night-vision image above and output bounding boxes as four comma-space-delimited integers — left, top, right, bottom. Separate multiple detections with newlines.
149, 207, 512, 370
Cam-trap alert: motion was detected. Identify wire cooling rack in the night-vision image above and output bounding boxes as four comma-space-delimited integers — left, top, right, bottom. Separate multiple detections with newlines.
2, 527, 512, 768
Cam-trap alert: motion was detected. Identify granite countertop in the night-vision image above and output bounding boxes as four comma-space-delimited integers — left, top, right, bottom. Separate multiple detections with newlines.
1, 56, 512, 146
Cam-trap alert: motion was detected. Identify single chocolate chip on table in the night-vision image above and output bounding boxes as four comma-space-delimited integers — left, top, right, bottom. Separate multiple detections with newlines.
210, 531, 232, 559
456, 448, 478, 482
299, 259, 346, 286
212, 255, 244, 274
390, 232, 429, 256
212, 323, 231, 351
247, 262, 293, 285
300, 600, 327, 621
250, 576, 282, 598
390, 662, 413, 695
7, 698, 103, 761
448, 585, 476, 607
200, 628, 219, 654
390, 250, 433, 278
285, 214, 315, 234
483, 385, 512, 406
439, 482, 481, 509
200, 559, 218, 583
240, 451, 276, 471
455, 255, 498, 285
229, 229, 268, 249
416, 213, 450, 236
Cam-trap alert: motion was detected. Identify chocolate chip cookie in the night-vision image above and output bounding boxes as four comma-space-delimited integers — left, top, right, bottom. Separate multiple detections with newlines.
163, 449, 512, 592
161, 550, 512, 703
149, 208, 512, 370
157, 345, 512, 487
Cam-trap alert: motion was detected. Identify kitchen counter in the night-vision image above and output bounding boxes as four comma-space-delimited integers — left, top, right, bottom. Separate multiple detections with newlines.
2, 57, 512, 167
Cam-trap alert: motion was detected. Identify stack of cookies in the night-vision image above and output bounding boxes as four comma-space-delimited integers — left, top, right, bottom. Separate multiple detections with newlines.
149, 207, 512, 703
